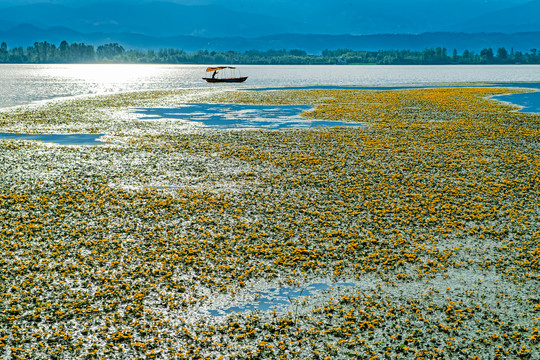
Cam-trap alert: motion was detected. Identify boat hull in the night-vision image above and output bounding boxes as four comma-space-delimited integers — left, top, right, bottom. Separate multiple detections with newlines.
203, 77, 248, 83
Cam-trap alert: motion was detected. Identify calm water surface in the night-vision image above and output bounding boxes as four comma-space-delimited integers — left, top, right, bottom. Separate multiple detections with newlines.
135, 103, 364, 129
0, 133, 105, 145
2, 64, 540, 109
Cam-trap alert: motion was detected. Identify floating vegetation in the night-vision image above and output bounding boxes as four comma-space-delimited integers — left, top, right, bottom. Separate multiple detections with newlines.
0, 86, 539, 359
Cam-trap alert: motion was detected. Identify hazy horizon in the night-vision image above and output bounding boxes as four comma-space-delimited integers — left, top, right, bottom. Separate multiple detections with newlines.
1, 0, 539, 52
0, 0, 537, 36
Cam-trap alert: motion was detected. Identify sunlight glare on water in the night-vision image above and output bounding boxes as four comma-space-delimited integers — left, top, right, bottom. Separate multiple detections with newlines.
1, 64, 540, 108
0, 64, 206, 108
38, 64, 199, 94
45, 64, 162, 85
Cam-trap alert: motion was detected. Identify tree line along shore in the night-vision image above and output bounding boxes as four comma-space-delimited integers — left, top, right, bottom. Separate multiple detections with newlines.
1, 40, 540, 65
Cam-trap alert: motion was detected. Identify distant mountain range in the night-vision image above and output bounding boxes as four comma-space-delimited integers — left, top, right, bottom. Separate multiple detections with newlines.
1, 0, 540, 52
0, 1, 294, 38
1, 25, 538, 54
455, 0, 540, 33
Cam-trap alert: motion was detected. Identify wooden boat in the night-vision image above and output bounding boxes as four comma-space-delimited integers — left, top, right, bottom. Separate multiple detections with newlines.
203, 66, 247, 83
203, 76, 248, 83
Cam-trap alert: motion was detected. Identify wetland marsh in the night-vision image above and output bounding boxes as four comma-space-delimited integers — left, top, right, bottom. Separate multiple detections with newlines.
0, 84, 539, 359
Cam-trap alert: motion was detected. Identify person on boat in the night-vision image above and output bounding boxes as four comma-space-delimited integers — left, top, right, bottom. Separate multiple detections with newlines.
212, 71, 217, 79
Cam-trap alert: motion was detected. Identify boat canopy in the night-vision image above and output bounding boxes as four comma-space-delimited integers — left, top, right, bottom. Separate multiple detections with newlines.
206, 66, 236, 72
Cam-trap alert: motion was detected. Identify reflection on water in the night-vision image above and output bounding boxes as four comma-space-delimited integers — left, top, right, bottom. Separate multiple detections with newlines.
2, 64, 540, 109
0, 64, 204, 109
135, 103, 364, 129
490, 83, 540, 114
206, 282, 357, 316
246, 85, 421, 91
0, 133, 105, 145
492, 92, 540, 113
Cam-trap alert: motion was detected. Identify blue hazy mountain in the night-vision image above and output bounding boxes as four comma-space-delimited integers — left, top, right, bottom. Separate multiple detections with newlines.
0, 0, 538, 36
2, 24, 538, 54
0, 0, 539, 51
0, 2, 293, 37
456, 0, 540, 33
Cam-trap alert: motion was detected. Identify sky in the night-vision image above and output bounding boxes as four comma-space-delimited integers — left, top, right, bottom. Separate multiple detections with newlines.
0, 0, 532, 7
0, 0, 538, 51
0, 0, 533, 21
0, 0, 537, 37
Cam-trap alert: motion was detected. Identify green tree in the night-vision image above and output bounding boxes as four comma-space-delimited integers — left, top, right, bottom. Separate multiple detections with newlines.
10, 47, 26, 62
496, 47, 508, 60
289, 49, 307, 57
34, 41, 55, 63
514, 51, 524, 63
70, 43, 95, 62
59, 40, 70, 61
0, 42, 7, 62
480, 48, 494, 61
96, 43, 125, 60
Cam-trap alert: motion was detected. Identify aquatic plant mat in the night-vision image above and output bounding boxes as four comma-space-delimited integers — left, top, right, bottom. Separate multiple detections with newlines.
1, 86, 539, 359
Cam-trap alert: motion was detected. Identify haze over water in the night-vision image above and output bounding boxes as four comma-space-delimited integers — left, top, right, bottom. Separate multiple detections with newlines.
2, 64, 540, 109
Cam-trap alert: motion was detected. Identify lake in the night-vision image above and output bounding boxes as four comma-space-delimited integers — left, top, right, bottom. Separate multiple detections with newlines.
1, 64, 540, 109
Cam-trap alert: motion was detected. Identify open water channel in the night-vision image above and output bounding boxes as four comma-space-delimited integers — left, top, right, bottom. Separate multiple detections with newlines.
1, 64, 540, 109
1, 64, 539, 145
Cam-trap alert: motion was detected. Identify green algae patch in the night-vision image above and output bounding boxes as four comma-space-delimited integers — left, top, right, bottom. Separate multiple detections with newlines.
0, 86, 539, 359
